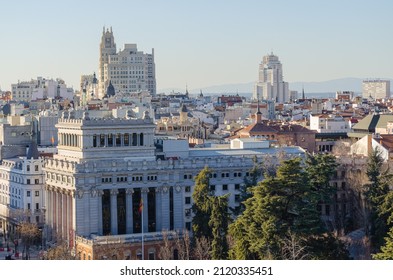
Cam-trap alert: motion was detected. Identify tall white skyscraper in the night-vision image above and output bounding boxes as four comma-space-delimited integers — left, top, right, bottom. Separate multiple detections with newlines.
99, 27, 156, 98
362, 79, 390, 99
253, 53, 289, 103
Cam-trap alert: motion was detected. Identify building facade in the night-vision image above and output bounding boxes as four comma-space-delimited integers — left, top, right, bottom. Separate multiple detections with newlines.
362, 79, 390, 99
42, 110, 304, 259
99, 27, 156, 98
0, 145, 45, 239
11, 77, 74, 102
253, 53, 289, 103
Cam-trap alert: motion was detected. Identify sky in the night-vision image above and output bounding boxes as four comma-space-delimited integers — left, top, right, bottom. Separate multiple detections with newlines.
0, 0, 392, 92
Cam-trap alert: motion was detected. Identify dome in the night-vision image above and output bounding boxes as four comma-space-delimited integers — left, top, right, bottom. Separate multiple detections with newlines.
92, 72, 98, 84
180, 104, 188, 113
106, 80, 115, 97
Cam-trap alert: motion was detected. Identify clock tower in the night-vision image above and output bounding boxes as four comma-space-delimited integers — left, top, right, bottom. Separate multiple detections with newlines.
99, 26, 116, 98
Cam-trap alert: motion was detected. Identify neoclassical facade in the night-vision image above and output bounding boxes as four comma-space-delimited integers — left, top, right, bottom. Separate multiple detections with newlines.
0, 146, 45, 238
43, 110, 305, 259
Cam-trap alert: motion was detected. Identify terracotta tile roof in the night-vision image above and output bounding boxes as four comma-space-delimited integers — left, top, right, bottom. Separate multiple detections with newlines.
379, 135, 393, 151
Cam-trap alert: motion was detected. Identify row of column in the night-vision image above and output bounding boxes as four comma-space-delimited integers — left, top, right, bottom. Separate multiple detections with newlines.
103, 186, 182, 236
58, 133, 80, 147
46, 187, 74, 243
92, 133, 144, 148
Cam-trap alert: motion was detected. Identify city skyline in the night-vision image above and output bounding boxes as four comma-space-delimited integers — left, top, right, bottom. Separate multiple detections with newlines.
1, 0, 392, 92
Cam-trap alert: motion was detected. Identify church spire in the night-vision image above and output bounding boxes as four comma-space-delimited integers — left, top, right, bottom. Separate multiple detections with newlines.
255, 99, 262, 124
302, 85, 305, 99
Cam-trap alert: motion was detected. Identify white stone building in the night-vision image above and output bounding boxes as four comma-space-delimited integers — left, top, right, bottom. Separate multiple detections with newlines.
42, 110, 305, 251
0, 144, 45, 238
253, 53, 289, 103
362, 79, 390, 99
99, 27, 156, 98
12, 77, 74, 102
310, 114, 350, 133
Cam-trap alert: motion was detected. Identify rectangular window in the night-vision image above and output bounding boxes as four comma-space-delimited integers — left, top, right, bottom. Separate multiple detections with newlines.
35, 165, 39, 171
27, 191, 30, 197
100, 134, 105, 146
108, 134, 113, 147
93, 135, 97, 147
222, 184, 228, 191
36, 216, 39, 223
116, 134, 121, 146
27, 203, 30, 210
36, 203, 39, 210
235, 184, 240, 190
35, 179, 39, 184
27, 165, 30, 172
27, 179, 30, 185
210, 185, 216, 192
235, 194, 241, 202
185, 197, 191, 204
185, 222, 191, 231
35, 191, 39, 197
124, 133, 129, 146
185, 186, 191, 193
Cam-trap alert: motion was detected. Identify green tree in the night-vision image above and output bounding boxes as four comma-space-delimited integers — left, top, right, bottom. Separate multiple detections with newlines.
373, 227, 393, 260
364, 147, 391, 251
229, 156, 349, 260
232, 156, 262, 216
209, 195, 230, 260
192, 166, 213, 239
229, 158, 321, 259
305, 153, 338, 202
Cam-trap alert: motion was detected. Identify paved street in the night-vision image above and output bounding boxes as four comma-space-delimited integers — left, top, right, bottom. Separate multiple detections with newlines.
0, 237, 41, 260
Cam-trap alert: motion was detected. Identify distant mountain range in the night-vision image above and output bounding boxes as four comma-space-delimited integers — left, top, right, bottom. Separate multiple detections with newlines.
158, 77, 393, 97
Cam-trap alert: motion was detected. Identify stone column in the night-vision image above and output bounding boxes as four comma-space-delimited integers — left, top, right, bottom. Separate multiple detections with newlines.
173, 185, 183, 230
161, 185, 170, 231
141, 188, 149, 233
63, 191, 68, 242
59, 191, 64, 240
155, 187, 162, 232
125, 188, 133, 234
110, 189, 118, 235
97, 190, 103, 235
56, 189, 63, 236
66, 191, 72, 245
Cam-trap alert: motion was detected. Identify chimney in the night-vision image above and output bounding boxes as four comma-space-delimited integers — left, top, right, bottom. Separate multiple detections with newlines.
367, 134, 373, 155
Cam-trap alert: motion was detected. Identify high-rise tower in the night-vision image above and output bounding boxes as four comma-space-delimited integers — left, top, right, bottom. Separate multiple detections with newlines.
253, 53, 289, 103
98, 27, 156, 98
99, 27, 117, 97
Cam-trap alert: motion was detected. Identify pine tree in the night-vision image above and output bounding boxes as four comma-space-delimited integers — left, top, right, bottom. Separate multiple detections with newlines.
192, 166, 213, 239
305, 153, 337, 202
229, 158, 321, 259
229, 156, 349, 260
209, 195, 230, 260
364, 147, 391, 251
373, 227, 393, 260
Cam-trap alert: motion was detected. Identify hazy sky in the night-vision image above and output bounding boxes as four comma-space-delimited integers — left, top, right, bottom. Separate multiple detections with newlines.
1, 0, 392, 92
